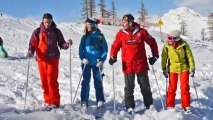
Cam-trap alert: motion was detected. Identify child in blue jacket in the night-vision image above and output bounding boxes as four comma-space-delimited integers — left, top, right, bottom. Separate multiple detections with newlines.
79, 18, 108, 108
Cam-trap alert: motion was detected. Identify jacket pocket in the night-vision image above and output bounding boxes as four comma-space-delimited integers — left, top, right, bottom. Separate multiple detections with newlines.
122, 61, 132, 73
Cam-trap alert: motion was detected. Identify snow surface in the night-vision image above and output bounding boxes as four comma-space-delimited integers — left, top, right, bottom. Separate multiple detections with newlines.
0, 7, 213, 120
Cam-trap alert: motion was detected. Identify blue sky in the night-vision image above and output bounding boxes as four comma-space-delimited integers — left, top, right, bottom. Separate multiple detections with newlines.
0, 0, 212, 22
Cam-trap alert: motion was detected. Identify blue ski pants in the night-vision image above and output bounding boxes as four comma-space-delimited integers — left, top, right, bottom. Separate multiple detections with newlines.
80, 64, 105, 103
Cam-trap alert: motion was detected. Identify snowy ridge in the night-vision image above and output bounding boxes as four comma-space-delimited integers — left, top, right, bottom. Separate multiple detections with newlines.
159, 7, 208, 40
0, 12, 213, 120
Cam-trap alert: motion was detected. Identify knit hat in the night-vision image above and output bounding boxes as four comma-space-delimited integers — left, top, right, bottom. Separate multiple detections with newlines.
85, 18, 100, 24
122, 14, 134, 21
167, 30, 181, 42
43, 13, 53, 20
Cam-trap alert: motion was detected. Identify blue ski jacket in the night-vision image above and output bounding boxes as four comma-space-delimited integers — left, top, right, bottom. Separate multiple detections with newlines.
79, 31, 108, 65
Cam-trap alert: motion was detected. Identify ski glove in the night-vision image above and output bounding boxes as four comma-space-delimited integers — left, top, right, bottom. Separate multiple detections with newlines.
148, 56, 158, 65
82, 58, 89, 65
190, 69, 195, 78
109, 57, 117, 65
96, 59, 103, 68
26, 50, 34, 58
163, 69, 168, 78
63, 39, 73, 50
67, 39, 73, 46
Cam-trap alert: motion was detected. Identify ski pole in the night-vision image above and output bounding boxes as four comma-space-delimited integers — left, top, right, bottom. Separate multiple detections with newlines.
98, 66, 105, 101
97, 59, 104, 82
165, 77, 168, 109
112, 65, 116, 113
72, 64, 87, 104
99, 67, 103, 82
192, 77, 200, 106
191, 77, 204, 117
24, 58, 31, 109
70, 45, 72, 104
151, 64, 165, 110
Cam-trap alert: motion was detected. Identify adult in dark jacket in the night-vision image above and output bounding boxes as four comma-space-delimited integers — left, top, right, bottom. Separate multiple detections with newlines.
109, 14, 159, 115
0, 37, 8, 58
27, 13, 72, 110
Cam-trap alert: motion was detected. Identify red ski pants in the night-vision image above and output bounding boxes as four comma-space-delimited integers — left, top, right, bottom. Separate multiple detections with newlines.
38, 59, 60, 106
167, 71, 190, 108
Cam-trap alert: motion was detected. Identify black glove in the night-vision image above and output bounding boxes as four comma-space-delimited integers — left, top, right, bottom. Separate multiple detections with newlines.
109, 57, 117, 65
190, 69, 195, 78
163, 69, 168, 78
148, 56, 158, 65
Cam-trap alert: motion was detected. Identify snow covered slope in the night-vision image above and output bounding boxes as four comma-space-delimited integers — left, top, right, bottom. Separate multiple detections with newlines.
158, 7, 208, 40
0, 12, 213, 120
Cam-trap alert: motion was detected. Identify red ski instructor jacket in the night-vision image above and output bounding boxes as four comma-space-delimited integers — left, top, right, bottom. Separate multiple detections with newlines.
110, 24, 159, 74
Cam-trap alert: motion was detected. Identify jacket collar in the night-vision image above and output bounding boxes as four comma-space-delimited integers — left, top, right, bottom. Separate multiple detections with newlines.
122, 23, 140, 36
40, 21, 57, 32
165, 39, 186, 49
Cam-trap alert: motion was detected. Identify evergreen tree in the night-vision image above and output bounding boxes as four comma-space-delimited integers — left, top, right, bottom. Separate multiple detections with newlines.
180, 20, 188, 36
208, 12, 213, 41
201, 28, 207, 41
99, 0, 107, 18
138, 0, 148, 28
88, 0, 96, 18
111, 1, 116, 19
111, 1, 116, 25
81, 0, 89, 19
105, 9, 111, 18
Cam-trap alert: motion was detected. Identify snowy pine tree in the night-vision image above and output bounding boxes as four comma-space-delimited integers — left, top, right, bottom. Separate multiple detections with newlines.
138, 0, 148, 28
180, 20, 188, 36
201, 28, 207, 41
81, 0, 89, 19
98, 0, 107, 18
88, 0, 96, 18
105, 9, 111, 18
208, 12, 213, 41
111, 1, 116, 25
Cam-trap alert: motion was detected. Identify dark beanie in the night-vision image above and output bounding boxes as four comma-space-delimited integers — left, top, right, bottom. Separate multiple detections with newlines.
85, 18, 100, 24
122, 14, 134, 21
43, 13, 53, 19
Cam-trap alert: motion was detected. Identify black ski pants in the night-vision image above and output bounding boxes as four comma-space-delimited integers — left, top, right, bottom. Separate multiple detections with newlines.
124, 72, 153, 109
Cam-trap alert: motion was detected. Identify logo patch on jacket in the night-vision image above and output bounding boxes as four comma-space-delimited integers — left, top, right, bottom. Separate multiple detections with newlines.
125, 39, 138, 44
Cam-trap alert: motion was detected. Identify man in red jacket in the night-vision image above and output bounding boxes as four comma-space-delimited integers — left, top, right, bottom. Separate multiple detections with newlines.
27, 13, 72, 111
109, 14, 159, 115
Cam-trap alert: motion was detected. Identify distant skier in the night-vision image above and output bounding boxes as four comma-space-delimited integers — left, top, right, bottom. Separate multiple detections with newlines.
161, 30, 195, 113
79, 18, 108, 108
0, 37, 8, 58
109, 14, 159, 116
27, 13, 73, 111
